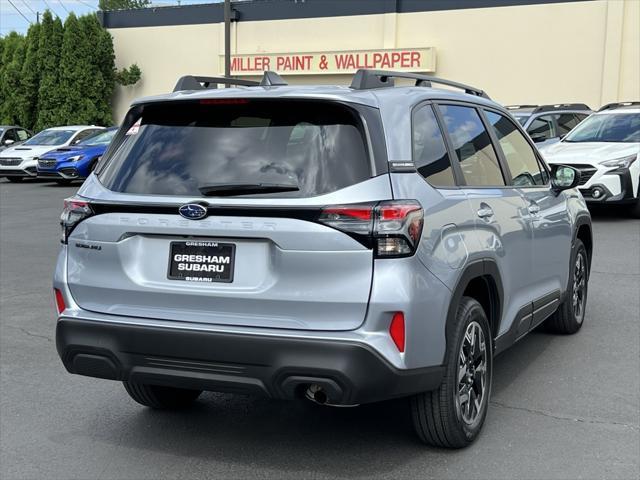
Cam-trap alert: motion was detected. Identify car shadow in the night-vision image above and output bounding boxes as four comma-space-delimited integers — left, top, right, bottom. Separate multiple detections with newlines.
77, 329, 561, 476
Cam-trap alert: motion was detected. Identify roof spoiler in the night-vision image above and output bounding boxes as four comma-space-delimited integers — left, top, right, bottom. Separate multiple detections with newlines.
349, 69, 490, 99
173, 71, 287, 92
598, 101, 640, 112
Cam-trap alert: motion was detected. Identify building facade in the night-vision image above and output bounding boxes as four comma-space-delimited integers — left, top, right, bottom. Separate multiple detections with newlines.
100, 0, 640, 122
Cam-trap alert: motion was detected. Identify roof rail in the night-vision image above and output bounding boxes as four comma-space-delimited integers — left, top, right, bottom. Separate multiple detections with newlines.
532, 103, 591, 114
349, 69, 490, 99
505, 105, 538, 110
173, 71, 288, 92
598, 101, 640, 112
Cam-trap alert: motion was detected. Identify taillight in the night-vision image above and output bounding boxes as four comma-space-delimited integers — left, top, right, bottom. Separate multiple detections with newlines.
389, 312, 405, 352
60, 197, 93, 244
54, 288, 66, 314
318, 200, 423, 257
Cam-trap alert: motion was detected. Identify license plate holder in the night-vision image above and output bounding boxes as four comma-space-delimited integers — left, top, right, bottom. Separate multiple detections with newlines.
168, 241, 235, 283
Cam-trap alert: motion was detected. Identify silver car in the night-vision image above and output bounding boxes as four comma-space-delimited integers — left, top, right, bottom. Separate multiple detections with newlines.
54, 70, 592, 448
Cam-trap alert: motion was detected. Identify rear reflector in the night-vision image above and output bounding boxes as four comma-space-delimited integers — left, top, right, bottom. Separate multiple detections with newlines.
54, 288, 66, 314
389, 312, 405, 353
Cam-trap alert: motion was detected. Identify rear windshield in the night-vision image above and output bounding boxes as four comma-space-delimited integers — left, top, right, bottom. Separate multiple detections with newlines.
98, 100, 372, 197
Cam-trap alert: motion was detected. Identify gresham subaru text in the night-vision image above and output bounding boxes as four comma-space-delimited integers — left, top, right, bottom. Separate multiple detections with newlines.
53, 69, 592, 448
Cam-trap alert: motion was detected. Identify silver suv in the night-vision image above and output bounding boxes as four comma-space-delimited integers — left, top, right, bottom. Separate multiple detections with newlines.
54, 70, 592, 448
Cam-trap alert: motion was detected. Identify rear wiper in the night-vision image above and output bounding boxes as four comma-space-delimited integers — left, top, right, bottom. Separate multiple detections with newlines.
198, 183, 300, 196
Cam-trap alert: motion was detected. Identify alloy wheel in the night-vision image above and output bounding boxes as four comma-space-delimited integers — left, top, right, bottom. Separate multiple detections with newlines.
456, 321, 488, 425
573, 252, 587, 323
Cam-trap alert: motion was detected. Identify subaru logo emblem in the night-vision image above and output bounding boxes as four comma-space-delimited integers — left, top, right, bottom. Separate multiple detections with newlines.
179, 203, 208, 220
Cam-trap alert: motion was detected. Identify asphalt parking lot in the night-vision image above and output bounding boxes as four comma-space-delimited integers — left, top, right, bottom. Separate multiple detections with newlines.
0, 179, 638, 480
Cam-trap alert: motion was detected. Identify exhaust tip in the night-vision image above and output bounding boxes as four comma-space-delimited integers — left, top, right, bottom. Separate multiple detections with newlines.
305, 384, 328, 405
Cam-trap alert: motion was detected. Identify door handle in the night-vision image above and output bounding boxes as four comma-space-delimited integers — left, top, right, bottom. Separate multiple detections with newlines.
477, 205, 494, 219
528, 203, 540, 215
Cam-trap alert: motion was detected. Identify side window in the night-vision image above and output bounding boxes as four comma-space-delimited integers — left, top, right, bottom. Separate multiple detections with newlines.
554, 113, 580, 136
527, 115, 555, 142
4, 129, 18, 142
73, 129, 97, 143
438, 104, 505, 186
574, 113, 589, 124
16, 129, 30, 141
486, 111, 548, 186
412, 104, 456, 187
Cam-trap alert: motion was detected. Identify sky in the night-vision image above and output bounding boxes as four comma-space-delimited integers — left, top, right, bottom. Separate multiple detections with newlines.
0, 0, 220, 36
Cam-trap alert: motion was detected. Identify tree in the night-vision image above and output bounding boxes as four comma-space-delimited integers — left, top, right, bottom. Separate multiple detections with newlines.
59, 13, 96, 124
81, 14, 115, 126
98, 0, 150, 10
35, 12, 65, 131
17, 23, 41, 129
0, 33, 25, 124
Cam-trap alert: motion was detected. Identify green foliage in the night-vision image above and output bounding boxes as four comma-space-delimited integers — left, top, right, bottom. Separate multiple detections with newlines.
35, 12, 65, 131
98, 0, 150, 11
115, 64, 142, 86
1, 10, 142, 131
17, 23, 41, 128
0, 32, 26, 124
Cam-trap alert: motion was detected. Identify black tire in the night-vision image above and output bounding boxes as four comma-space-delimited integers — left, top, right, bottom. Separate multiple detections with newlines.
123, 381, 202, 409
6, 177, 23, 183
629, 195, 640, 219
544, 239, 588, 334
411, 296, 493, 448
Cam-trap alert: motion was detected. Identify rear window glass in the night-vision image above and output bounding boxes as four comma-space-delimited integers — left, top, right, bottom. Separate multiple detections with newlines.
98, 100, 372, 197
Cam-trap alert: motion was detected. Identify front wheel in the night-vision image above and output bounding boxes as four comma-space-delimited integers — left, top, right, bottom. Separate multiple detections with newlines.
411, 296, 493, 448
544, 239, 588, 334
123, 381, 202, 409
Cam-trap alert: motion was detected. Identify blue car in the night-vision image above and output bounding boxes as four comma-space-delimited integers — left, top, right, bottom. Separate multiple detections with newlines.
37, 127, 118, 184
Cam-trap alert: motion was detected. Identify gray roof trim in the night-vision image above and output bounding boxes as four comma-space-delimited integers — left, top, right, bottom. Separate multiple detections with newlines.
99, 0, 595, 29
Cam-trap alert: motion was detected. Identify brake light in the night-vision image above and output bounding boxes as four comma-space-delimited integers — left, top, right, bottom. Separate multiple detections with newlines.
54, 288, 66, 314
318, 200, 423, 257
199, 98, 250, 105
60, 197, 93, 244
389, 312, 405, 352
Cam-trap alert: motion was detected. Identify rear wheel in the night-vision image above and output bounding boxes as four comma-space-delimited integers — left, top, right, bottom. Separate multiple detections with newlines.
6, 177, 22, 183
411, 296, 492, 448
629, 195, 640, 219
123, 381, 202, 409
544, 239, 588, 334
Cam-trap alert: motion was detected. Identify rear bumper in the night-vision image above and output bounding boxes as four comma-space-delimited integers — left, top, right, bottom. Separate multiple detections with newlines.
56, 318, 444, 405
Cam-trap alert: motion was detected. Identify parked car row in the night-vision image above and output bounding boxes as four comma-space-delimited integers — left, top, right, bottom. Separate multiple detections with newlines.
0, 125, 117, 185
1, 102, 638, 217
538, 102, 640, 217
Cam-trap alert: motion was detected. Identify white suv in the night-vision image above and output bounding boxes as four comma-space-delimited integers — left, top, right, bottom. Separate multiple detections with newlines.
541, 102, 640, 217
0, 125, 104, 182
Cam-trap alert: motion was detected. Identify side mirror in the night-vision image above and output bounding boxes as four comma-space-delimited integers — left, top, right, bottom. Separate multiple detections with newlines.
551, 165, 581, 192
3, 139, 14, 146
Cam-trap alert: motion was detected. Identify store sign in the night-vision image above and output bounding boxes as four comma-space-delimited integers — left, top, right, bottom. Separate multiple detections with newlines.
224, 47, 435, 75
